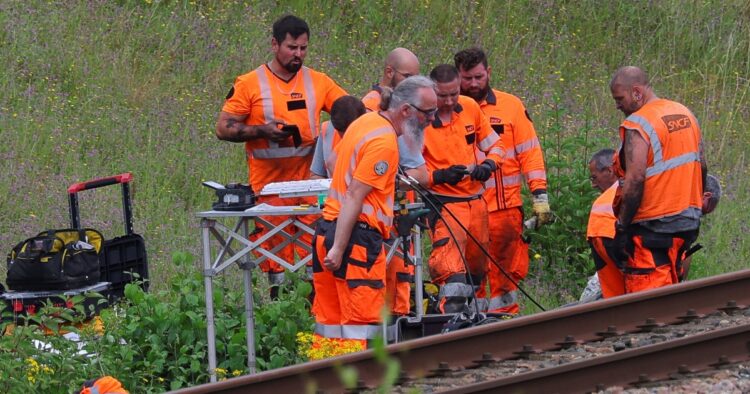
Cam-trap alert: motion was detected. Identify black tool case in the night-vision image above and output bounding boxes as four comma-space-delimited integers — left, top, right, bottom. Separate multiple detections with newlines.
68, 173, 149, 302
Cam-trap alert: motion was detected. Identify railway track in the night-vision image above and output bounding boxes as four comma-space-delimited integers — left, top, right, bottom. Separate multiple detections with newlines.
172, 269, 750, 394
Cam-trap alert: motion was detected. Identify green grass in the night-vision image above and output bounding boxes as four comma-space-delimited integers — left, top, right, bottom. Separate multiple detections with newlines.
1, 0, 748, 305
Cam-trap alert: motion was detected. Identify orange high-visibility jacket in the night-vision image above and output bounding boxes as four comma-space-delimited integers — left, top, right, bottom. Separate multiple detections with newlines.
587, 182, 618, 239
477, 89, 547, 211
323, 112, 399, 237
613, 99, 703, 223
423, 95, 503, 198
222, 65, 346, 191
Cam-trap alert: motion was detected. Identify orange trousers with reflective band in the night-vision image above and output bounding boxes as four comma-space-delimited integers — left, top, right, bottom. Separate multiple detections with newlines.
476, 208, 528, 314
428, 199, 489, 284
311, 221, 387, 327
623, 227, 697, 294
252, 194, 317, 275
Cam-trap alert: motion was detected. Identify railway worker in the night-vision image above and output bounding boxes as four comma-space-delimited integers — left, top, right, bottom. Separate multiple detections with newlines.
311, 76, 437, 352
423, 64, 503, 314
215, 14, 346, 298
454, 47, 551, 314
609, 66, 707, 293
362, 48, 427, 317
679, 174, 721, 281
310, 95, 367, 179
586, 148, 625, 298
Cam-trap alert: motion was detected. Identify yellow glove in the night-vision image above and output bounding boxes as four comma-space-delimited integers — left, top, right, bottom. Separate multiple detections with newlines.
532, 193, 553, 227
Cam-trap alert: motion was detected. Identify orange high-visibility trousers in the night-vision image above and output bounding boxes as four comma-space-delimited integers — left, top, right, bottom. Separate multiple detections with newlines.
476, 208, 528, 314
623, 226, 697, 294
429, 199, 488, 313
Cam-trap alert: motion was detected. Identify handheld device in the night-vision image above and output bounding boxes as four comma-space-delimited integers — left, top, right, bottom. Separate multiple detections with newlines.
280, 124, 302, 148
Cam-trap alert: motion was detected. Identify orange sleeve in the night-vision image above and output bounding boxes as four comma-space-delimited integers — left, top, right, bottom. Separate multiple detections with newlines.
321, 74, 347, 113
513, 101, 547, 193
353, 136, 398, 192
221, 73, 255, 116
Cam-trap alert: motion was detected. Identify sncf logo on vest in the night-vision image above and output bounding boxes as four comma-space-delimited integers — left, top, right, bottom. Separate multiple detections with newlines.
661, 114, 692, 133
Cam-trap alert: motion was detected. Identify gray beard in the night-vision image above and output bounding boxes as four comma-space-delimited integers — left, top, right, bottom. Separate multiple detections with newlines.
400, 116, 425, 154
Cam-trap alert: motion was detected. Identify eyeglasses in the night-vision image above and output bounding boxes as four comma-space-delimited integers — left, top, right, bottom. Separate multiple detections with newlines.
394, 69, 414, 79
409, 103, 438, 118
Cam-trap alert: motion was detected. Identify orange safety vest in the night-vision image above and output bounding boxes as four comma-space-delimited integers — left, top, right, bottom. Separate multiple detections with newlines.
222, 65, 346, 191
361, 85, 382, 112
477, 89, 547, 211
587, 182, 618, 239
423, 95, 503, 198
322, 112, 399, 237
613, 99, 703, 223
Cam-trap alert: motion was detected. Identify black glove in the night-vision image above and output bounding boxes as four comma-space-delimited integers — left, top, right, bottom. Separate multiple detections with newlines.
433, 165, 467, 185
612, 222, 631, 266
470, 160, 496, 182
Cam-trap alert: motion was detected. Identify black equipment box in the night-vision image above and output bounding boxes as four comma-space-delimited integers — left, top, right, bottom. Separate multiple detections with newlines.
68, 173, 149, 302
203, 181, 256, 211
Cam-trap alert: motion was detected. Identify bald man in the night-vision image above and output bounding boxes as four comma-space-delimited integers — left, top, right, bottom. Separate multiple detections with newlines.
609, 66, 707, 293
361, 48, 426, 318
362, 48, 421, 111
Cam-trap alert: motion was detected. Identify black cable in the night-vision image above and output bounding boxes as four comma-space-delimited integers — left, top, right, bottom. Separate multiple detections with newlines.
397, 168, 481, 318
400, 171, 547, 312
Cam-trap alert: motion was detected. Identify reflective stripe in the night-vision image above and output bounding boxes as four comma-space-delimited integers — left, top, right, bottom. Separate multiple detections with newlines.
301, 67, 318, 138
625, 114, 663, 163
515, 138, 540, 154
314, 322, 341, 338
342, 324, 380, 339
646, 152, 701, 178
327, 187, 345, 202
478, 132, 500, 151
525, 169, 546, 181
254, 65, 317, 148
503, 148, 516, 160
362, 203, 392, 227
625, 114, 701, 178
438, 282, 474, 298
488, 147, 504, 157
255, 65, 276, 127
90, 388, 100, 394
488, 291, 517, 310
251, 145, 314, 159
485, 173, 522, 189
590, 204, 614, 215
314, 322, 380, 339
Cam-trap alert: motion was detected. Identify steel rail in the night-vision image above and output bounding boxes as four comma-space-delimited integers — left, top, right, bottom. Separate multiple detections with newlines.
172, 269, 750, 394
444, 322, 750, 394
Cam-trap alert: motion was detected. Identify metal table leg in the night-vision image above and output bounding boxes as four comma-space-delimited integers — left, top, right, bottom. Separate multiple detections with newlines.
241, 218, 257, 374
201, 219, 218, 383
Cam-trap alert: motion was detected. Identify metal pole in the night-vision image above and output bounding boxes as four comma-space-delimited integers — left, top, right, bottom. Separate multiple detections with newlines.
413, 225, 423, 320
201, 219, 218, 383
242, 218, 257, 374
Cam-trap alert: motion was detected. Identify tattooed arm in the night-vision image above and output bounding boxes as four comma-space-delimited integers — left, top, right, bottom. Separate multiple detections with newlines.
215, 112, 290, 143
618, 128, 648, 227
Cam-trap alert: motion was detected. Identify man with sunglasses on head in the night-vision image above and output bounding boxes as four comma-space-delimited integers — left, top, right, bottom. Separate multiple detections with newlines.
216, 14, 346, 299
422, 64, 503, 314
